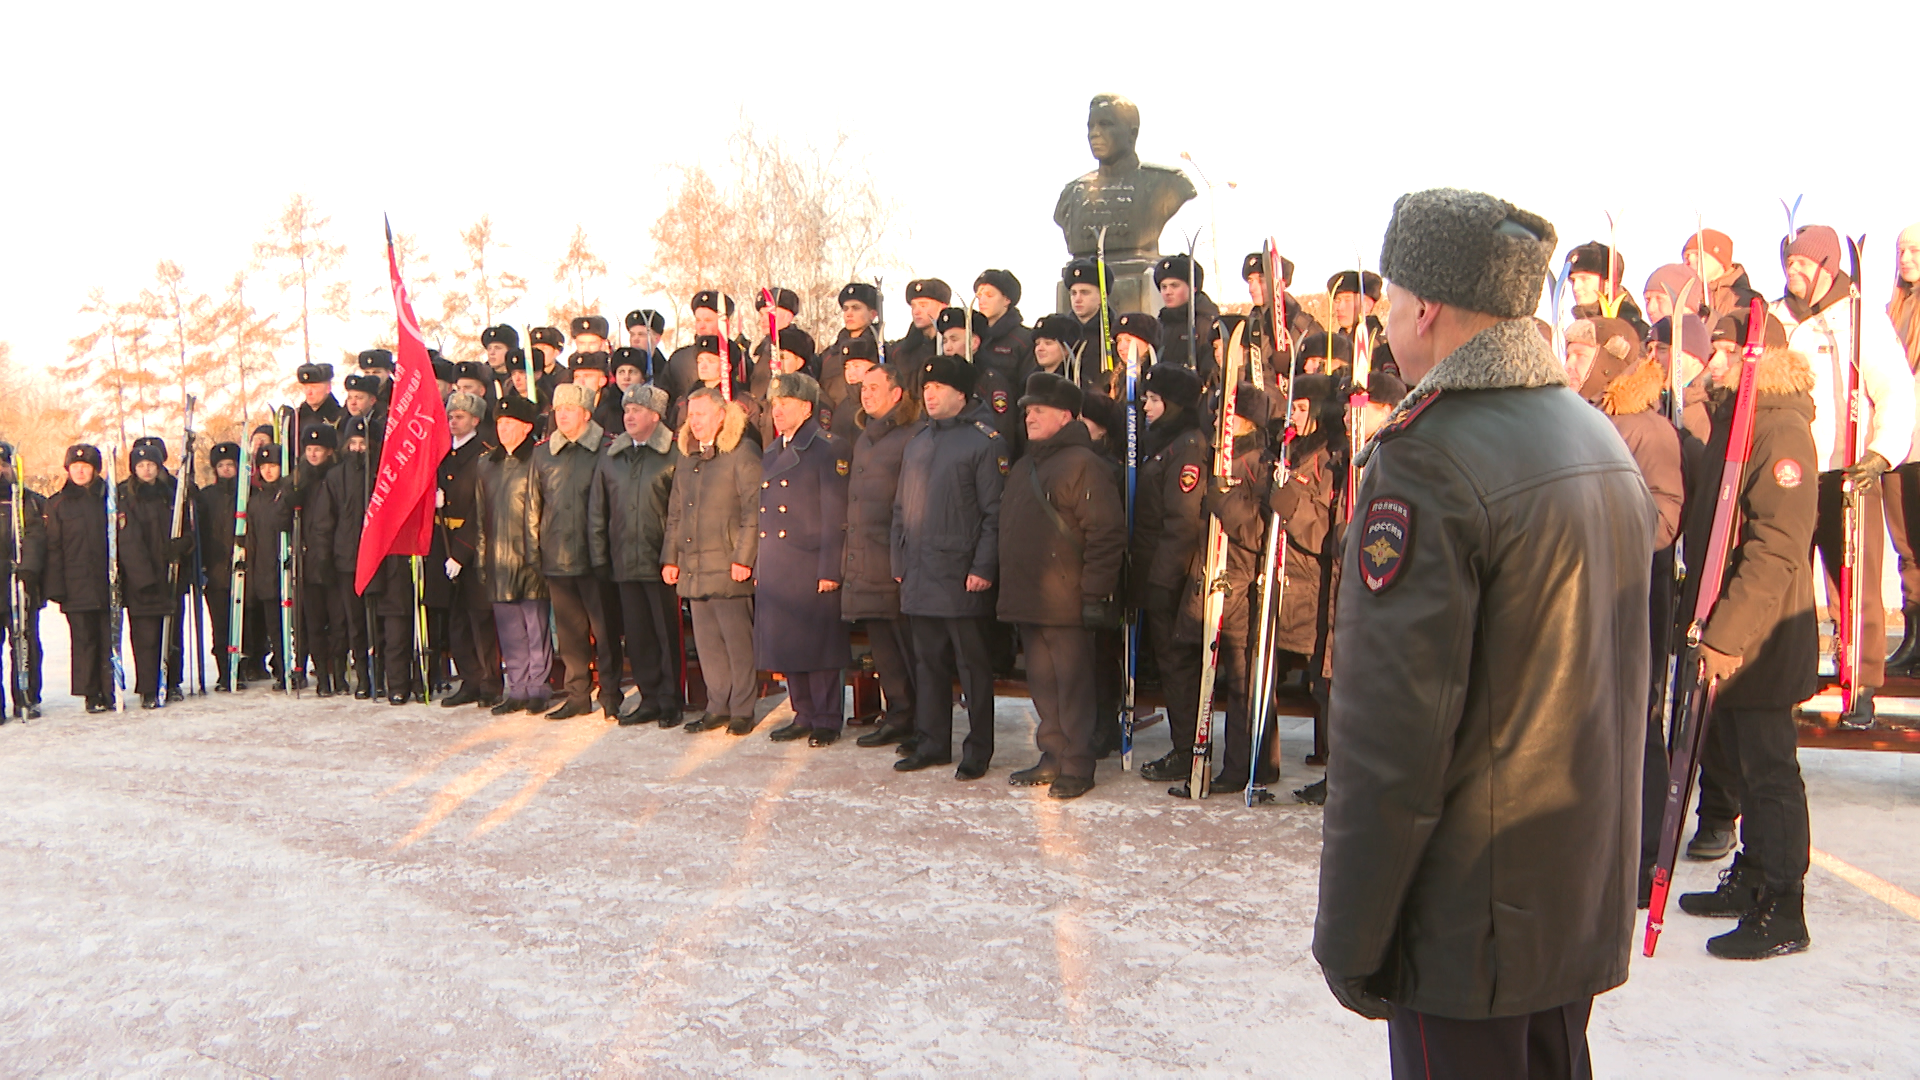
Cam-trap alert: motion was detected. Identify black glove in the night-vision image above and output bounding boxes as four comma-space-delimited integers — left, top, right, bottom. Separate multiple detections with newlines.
1323, 969, 1393, 1021
1081, 596, 1121, 630
167, 535, 196, 560
591, 563, 614, 583
1843, 451, 1891, 493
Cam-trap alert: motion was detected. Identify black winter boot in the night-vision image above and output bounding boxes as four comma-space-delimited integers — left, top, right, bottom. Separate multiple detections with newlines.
1707, 887, 1810, 959
1679, 853, 1765, 918
1886, 604, 1920, 676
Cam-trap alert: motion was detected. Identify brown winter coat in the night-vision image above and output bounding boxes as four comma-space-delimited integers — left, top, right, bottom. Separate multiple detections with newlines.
996, 422, 1126, 626
1601, 358, 1686, 549
841, 396, 922, 621
663, 401, 760, 600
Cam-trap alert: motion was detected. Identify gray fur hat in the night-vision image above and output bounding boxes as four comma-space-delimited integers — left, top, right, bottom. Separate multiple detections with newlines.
622, 383, 669, 417
1379, 188, 1557, 318
445, 391, 487, 419
767, 372, 821, 404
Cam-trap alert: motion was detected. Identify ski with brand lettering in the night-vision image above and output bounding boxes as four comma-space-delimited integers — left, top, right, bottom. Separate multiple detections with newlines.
1184, 325, 1246, 799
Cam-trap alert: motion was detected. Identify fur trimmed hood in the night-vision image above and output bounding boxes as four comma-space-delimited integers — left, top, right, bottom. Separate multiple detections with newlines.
1754, 345, 1816, 396
677, 399, 749, 456
858, 391, 922, 433
1600, 359, 1664, 416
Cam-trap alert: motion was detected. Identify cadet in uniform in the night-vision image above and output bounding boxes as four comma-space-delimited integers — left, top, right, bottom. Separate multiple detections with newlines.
1131, 363, 1209, 782
0, 444, 46, 718
44, 445, 114, 711
439, 392, 503, 707
887, 278, 950, 379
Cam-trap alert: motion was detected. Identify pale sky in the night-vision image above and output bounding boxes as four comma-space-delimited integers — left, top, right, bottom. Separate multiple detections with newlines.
3, 0, 1915, 383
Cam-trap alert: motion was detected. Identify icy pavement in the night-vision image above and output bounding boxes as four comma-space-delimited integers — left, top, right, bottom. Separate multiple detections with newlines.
0, 675, 1914, 1075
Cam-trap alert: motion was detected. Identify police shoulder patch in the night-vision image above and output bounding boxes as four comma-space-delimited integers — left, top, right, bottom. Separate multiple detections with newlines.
1359, 496, 1413, 594
834, 457, 849, 477
1773, 459, 1802, 488
997, 454, 1010, 476
991, 389, 1009, 413
1178, 463, 1201, 493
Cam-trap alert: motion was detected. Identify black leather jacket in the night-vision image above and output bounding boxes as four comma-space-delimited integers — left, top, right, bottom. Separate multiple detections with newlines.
532, 419, 605, 577
1314, 319, 1656, 1019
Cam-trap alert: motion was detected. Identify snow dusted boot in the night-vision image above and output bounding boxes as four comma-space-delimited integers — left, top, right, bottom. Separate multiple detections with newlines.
1886, 604, 1920, 676
1679, 852, 1765, 918
1708, 887, 1809, 960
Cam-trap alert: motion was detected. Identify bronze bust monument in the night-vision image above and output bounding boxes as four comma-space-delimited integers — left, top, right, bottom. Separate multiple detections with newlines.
1054, 93, 1196, 315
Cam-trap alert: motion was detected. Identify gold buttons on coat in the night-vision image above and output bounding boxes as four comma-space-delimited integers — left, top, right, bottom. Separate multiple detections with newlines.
777, 530, 786, 538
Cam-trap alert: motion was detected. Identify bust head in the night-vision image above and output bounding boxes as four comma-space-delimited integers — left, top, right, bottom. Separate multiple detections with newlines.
1087, 94, 1139, 165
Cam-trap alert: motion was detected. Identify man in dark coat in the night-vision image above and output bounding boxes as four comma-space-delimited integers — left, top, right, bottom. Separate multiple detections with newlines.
475, 395, 552, 715
756, 374, 852, 745
296, 362, 346, 433
1673, 331, 1820, 961
589, 384, 683, 725
533, 383, 616, 719
1130, 363, 1209, 783
44, 444, 115, 711
663, 390, 761, 734
847, 366, 924, 750
195, 442, 243, 692
892, 354, 1006, 779
938, 307, 1020, 448
438, 392, 502, 708
292, 424, 341, 695
322, 419, 378, 699
118, 439, 194, 708
243, 444, 294, 688
0, 443, 47, 719
973, 269, 1033, 385
1314, 189, 1654, 1077
999, 373, 1126, 798
1153, 254, 1221, 380
663, 292, 751, 404
1062, 258, 1115, 392
886, 278, 949, 380
622, 309, 670, 384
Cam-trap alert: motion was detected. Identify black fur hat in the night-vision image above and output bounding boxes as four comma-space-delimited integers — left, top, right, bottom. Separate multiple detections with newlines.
1018, 371, 1083, 417
838, 282, 880, 309
1154, 254, 1202, 291
296, 363, 335, 385
920, 354, 978, 396
1062, 258, 1111, 289
1114, 312, 1162, 352
623, 309, 665, 334
906, 278, 953, 304
775, 326, 817, 363
973, 269, 1022, 305
570, 351, 610, 375
301, 424, 339, 451
130, 437, 167, 467
356, 348, 395, 371
344, 373, 380, 394
570, 315, 610, 340
1143, 362, 1201, 410
481, 324, 520, 348
1325, 270, 1383, 301
497, 395, 540, 425
936, 307, 989, 338
1298, 331, 1355, 365
210, 441, 241, 464
1031, 313, 1081, 347
1242, 251, 1295, 283
755, 288, 801, 315
64, 444, 103, 470
690, 291, 737, 317
529, 326, 565, 348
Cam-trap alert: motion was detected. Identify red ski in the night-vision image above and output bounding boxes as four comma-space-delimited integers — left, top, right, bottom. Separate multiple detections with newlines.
1644, 297, 1767, 957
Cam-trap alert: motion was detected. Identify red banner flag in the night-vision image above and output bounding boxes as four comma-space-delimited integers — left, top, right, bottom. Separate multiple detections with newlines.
355, 218, 450, 595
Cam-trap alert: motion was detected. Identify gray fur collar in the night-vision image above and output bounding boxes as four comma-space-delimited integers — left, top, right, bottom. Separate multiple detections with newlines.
1409, 317, 1567, 397
1357, 319, 1567, 467
608, 424, 674, 455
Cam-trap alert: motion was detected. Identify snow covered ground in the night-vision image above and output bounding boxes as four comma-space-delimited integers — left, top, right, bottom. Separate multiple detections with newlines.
0, 634, 1915, 1077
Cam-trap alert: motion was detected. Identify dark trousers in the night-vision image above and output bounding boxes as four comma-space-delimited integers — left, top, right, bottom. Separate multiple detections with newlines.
450, 594, 502, 696
1717, 704, 1812, 892
66, 608, 111, 700
244, 598, 282, 680
206, 588, 233, 685
548, 575, 616, 708
1021, 623, 1096, 780
381, 613, 416, 700
342, 586, 374, 690
786, 669, 844, 731
1, 606, 41, 711
909, 614, 995, 765
1092, 626, 1122, 752
1387, 997, 1593, 1080
689, 596, 756, 716
493, 599, 552, 703
301, 583, 337, 682
1212, 601, 1277, 785
1883, 461, 1920, 606
1148, 603, 1201, 754
130, 613, 166, 698
1642, 549, 1677, 877
617, 580, 679, 708
1814, 469, 1886, 688
1696, 715, 1742, 830
861, 617, 916, 728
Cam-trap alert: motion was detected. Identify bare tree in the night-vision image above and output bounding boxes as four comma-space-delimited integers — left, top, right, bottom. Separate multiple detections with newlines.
0, 342, 83, 492
547, 225, 609, 328
62, 290, 140, 449
447, 216, 529, 354
137, 260, 220, 437
207, 271, 290, 434
646, 121, 900, 348
253, 194, 347, 364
